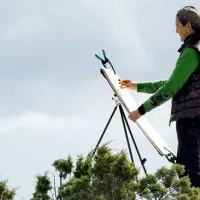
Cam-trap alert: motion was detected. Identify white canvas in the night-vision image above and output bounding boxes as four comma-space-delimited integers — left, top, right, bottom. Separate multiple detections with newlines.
101, 67, 173, 156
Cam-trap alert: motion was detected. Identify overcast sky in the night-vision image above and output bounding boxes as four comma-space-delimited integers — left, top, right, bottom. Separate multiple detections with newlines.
0, 0, 199, 199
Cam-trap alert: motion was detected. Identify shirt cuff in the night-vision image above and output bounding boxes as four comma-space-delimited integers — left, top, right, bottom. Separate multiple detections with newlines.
138, 104, 146, 115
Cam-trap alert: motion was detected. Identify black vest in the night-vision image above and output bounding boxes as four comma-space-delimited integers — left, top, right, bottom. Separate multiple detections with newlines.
170, 35, 200, 123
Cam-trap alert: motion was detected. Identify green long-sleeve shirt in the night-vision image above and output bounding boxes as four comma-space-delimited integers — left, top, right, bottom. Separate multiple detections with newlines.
137, 48, 200, 114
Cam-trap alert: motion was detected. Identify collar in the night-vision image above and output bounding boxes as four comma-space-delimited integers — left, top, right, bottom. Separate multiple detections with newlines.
178, 32, 200, 53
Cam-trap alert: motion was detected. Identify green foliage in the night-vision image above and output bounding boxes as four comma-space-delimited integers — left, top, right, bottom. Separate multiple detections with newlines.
137, 164, 200, 200
0, 180, 16, 200
73, 154, 92, 178
58, 176, 100, 200
60, 144, 139, 200
31, 172, 52, 200
31, 143, 200, 200
53, 156, 73, 186
91, 144, 138, 200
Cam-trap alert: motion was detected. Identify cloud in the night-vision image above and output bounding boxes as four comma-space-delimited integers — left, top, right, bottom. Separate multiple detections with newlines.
0, 17, 48, 43
0, 111, 89, 135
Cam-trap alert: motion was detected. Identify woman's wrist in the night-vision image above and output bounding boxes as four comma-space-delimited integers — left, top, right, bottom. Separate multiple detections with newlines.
135, 83, 138, 91
138, 104, 146, 115
131, 83, 138, 91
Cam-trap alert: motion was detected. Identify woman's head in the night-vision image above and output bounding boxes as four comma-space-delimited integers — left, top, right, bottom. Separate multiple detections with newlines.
176, 6, 200, 42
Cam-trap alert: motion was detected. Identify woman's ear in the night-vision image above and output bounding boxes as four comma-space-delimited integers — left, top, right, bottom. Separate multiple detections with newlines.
186, 21, 192, 30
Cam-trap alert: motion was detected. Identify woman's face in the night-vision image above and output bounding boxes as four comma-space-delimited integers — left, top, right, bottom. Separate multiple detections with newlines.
176, 17, 194, 42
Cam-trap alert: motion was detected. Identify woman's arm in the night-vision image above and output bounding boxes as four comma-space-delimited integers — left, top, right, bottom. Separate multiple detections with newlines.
138, 48, 200, 115
137, 80, 167, 94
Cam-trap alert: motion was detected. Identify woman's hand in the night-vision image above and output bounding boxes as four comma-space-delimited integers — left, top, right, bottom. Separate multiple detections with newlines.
128, 109, 142, 122
119, 79, 137, 91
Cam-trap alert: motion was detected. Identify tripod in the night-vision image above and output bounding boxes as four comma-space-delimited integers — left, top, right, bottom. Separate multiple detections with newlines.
92, 96, 147, 175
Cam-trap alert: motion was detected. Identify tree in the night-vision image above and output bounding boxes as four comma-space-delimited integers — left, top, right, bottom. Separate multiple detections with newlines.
91, 144, 138, 200
31, 172, 52, 200
0, 180, 16, 200
59, 144, 139, 200
52, 156, 73, 187
31, 143, 200, 200
73, 154, 92, 178
137, 164, 200, 200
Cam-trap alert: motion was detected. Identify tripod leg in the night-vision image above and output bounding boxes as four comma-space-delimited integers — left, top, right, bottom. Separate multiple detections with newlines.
119, 105, 135, 164
92, 105, 118, 156
119, 104, 147, 175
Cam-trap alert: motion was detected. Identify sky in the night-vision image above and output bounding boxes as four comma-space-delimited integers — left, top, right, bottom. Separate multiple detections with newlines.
0, 0, 199, 199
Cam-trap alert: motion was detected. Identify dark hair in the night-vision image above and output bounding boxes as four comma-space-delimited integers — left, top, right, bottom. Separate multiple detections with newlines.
177, 15, 200, 33
176, 6, 200, 33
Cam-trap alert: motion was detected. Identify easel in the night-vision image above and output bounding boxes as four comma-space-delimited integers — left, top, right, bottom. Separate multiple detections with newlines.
92, 96, 147, 175
93, 50, 176, 175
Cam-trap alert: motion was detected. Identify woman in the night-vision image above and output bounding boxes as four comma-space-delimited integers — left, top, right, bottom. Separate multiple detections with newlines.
120, 6, 200, 187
